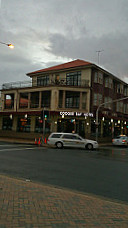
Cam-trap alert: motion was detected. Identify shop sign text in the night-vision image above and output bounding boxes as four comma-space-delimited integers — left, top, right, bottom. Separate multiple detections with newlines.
60, 112, 93, 117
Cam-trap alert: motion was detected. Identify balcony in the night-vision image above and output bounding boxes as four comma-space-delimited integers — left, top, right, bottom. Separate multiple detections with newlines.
2, 78, 90, 90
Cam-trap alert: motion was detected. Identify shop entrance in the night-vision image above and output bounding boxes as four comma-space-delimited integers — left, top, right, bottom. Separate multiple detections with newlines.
57, 119, 85, 137
57, 119, 75, 133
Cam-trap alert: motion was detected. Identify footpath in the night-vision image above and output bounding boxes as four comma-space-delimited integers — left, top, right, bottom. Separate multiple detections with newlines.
0, 137, 128, 227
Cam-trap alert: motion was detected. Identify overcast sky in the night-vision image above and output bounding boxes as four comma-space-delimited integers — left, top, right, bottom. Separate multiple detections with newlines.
0, 0, 128, 86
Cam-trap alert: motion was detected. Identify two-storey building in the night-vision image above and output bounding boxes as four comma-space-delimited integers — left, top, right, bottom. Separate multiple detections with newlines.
0, 59, 128, 140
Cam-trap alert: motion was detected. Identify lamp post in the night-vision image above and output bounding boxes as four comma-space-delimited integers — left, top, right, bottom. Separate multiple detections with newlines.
0, 41, 14, 49
96, 96, 128, 142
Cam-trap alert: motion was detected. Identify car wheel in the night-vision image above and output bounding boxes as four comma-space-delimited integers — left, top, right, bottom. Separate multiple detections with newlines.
86, 143, 93, 150
56, 142, 63, 149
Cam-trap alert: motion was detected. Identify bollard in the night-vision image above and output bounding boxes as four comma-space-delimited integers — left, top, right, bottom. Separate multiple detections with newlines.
35, 138, 38, 145
38, 137, 41, 146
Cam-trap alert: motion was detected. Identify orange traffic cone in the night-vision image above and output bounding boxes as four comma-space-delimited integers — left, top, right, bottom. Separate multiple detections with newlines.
44, 138, 47, 144
35, 138, 37, 145
38, 137, 41, 146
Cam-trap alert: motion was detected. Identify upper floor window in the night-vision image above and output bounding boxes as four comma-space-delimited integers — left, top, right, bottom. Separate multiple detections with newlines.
65, 91, 80, 108
124, 103, 128, 114
37, 75, 49, 86
93, 93, 102, 106
105, 77, 113, 89
94, 71, 103, 84
117, 84, 123, 94
116, 101, 124, 112
66, 71, 81, 86
19, 93, 29, 109
124, 87, 128, 96
4, 94, 14, 109
104, 97, 112, 109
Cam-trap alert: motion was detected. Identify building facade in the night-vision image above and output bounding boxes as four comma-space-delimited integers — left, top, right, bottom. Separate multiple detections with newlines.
0, 59, 128, 140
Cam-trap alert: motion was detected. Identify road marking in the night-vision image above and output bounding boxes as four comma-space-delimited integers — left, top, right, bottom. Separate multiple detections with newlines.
0, 147, 45, 152
0, 144, 33, 147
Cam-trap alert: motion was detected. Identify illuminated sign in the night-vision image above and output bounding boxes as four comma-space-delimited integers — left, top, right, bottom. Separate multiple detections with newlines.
60, 112, 93, 117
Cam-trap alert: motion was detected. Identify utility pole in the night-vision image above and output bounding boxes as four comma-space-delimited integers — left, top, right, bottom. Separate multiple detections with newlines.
96, 50, 104, 65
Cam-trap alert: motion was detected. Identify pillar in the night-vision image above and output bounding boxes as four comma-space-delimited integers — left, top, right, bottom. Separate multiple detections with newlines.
0, 116, 3, 130
62, 91, 65, 108
12, 116, 18, 131
101, 120, 104, 137
30, 116, 36, 132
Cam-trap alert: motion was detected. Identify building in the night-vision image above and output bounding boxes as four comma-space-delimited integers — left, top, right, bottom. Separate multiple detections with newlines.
0, 59, 128, 140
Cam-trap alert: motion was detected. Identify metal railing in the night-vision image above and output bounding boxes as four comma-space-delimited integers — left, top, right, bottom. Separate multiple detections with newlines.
2, 81, 32, 90
2, 78, 90, 90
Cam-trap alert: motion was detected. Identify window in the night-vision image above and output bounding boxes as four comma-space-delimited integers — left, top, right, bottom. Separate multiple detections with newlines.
51, 134, 62, 138
104, 97, 112, 109
35, 117, 43, 133
30, 92, 39, 108
37, 75, 49, 86
116, 102, 123, 112
41, 91, 51, 108
105, 77, 113, 89
4, 94, 14, 109
93, 93, 102, 106
94, 72, 98, 83
72, 135, 82, 140
117, 84, 123, 94
66, 71, 81, 86
19, 93, 29, 108
62, 134, 73, 139
94, 71, 103, 84
124, 104, 128, 114
65, 91, 80, 108
17, 116, 31, 132
124, 87, 128, 96
2, 116, 13, 130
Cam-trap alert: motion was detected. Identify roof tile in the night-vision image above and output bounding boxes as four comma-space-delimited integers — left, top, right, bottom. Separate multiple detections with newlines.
27, 59, 92, 75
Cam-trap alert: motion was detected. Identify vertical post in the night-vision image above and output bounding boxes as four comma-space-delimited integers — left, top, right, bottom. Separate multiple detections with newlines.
96, 107, 99, 142
43, 107, 45, 140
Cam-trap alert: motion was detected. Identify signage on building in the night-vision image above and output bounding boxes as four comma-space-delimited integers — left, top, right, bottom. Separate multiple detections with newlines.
60, 112, 93, 117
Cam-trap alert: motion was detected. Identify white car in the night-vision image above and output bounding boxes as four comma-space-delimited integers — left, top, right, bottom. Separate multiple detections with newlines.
112, 135, 128, 146
47, 132, 98, 150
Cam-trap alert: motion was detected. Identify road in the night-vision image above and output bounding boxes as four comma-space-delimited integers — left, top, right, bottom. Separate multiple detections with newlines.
0, 142, 128, 203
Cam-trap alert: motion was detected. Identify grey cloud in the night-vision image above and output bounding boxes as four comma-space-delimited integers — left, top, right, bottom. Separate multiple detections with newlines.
48, 31, 128, 81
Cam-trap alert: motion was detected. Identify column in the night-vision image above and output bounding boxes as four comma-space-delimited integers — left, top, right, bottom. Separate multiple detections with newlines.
39, 91, 42, 108
79, 92, 82, 109
30, 116, 36, 132
28, 93, 31, 109
12, 116, 17, 131
62, 91, 65, 108
101, 119, 104, 137
0, 116, 3, 130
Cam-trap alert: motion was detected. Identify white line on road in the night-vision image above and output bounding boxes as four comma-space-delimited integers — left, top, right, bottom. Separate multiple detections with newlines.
0, 147, 44, 152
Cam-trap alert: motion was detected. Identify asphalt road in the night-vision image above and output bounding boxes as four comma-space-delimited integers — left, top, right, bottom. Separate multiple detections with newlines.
0, 142, 128, 203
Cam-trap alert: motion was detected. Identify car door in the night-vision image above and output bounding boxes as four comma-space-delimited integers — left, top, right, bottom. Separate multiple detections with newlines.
71, 135, 85, 148
61, 134, 74, 147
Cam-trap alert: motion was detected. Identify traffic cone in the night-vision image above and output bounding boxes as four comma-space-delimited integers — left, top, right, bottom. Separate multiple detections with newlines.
44, 138, 47, 144
35, 138, 37, 145
38, 137, 41, 146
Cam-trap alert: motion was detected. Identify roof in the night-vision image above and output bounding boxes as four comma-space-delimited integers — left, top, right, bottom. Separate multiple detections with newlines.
27, 59, 92, 76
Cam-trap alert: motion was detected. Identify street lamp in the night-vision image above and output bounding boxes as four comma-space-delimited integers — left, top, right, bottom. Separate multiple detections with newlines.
0, 41, 14, 49
96, 96, 128, 142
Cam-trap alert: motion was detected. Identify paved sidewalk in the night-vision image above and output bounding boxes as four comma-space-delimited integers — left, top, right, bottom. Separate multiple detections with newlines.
0, 175, 128, 227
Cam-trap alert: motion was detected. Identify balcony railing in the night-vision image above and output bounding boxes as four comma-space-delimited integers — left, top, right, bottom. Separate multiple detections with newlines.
2, 78, 90, 90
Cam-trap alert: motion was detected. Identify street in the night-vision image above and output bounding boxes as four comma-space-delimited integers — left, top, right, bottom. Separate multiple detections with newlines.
0, 142, 128, 203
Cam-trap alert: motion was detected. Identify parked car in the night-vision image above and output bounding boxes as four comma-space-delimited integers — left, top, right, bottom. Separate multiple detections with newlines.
112, 135, 128, 146
47, 132, 99, 150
